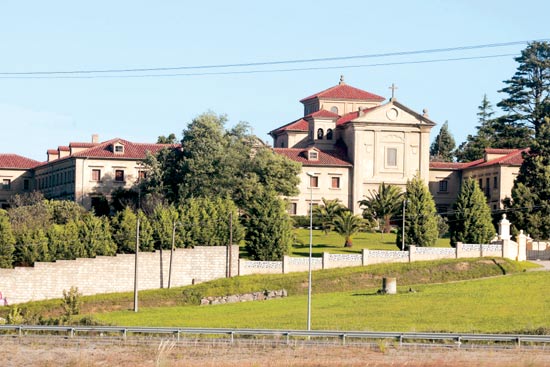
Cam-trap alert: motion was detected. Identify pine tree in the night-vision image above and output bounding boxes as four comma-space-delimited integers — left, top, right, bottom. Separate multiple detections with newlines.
449, 179, 495, 246
79, 214, 116, 256
456, 95, 532, 162
396, 177, 438, 248
498, 41, 550, 136
503, 42, 550, 239
430, 121, 456, 162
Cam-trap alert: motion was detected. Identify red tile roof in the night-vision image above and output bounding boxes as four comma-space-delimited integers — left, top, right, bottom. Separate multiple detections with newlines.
269, 118, 309, 135
484, 148, 519, 154
58, 146, 70, 151
430, 148, 527, 170
0, 154, 41, 169
47, 149, 58, 155
69, 142, 97, 148
274, 148, 352, 167
307, 109, 340, 119
475, 148, 527, 168
300, 83, 385, 103
70, 138, 174, 159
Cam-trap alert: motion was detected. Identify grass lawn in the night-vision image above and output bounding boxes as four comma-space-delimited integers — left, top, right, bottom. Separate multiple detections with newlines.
289, 228, 451, 257
93, 271, 550, 334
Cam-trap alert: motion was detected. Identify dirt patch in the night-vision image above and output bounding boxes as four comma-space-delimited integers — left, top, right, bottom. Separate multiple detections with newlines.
1, 338, 550, 366
454, 262, 470, 271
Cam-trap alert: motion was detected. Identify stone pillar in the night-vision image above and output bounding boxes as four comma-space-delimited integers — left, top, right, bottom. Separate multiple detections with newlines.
408, 245, 416, 263
382, 278, 397, 294
515, 230, 527, 261
282, 256, 289, 274
498, 214, 511, 241
322, 252, 329, 270
362, 249, 369, 266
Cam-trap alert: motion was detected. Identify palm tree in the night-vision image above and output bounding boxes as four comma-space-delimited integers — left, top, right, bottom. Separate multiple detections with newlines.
358, 182, 403, 233
312, 198, 345, 234
332, 210, 365, 247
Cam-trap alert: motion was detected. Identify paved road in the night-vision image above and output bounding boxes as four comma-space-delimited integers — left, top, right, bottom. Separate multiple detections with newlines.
528, 260, 550, 271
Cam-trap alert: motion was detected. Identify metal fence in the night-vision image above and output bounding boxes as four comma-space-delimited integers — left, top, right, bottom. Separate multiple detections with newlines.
1, 325, 550, 349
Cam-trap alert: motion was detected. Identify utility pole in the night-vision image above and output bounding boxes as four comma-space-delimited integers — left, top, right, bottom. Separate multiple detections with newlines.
168, 221, 176, 289
134, 217, 140, 312
227, 212, 233, 278
402, 199, 406, 251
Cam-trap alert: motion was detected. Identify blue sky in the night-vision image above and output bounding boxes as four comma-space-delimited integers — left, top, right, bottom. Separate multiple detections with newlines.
1, 1, 548, 161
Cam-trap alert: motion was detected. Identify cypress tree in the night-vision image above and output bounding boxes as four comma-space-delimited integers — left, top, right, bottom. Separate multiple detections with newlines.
396, 177, 439, 248
450, 178, 495, 246
430, 121, 456, 162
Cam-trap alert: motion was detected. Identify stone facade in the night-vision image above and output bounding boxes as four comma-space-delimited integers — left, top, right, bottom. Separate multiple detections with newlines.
270, 77, 435, 215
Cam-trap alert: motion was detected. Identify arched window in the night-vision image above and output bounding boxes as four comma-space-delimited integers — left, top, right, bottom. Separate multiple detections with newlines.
330, 106, 339, 114
326, 129, 333, 140
317, 128, 324, 139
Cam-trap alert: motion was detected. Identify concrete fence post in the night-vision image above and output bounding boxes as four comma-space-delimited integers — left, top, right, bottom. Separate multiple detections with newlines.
498, 214, 511, 241
456, 242, 463, 258
362, 249, 369, 266
408, 245, 416, 263
515, 230, 527, 261
282, 256, 289, 274
322, 252, 329, 270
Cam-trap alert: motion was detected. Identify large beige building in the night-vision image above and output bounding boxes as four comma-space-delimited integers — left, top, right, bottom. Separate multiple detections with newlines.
429, 148, 526, 214
0, 135, 171, 212
0, 79, 526, 216
270, 77, 436, 215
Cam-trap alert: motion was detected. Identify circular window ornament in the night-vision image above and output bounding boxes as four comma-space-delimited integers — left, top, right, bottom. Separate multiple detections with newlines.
386, 108, 399, 121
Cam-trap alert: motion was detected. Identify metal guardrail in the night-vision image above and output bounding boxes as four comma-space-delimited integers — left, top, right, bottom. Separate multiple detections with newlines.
1, 325, 550, 348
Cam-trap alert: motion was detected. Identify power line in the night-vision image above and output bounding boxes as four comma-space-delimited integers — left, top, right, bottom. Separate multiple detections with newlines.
0, 39, 546, 76
0, 53, 519, 80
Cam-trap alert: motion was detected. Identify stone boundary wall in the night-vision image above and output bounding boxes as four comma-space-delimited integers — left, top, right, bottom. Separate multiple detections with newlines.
0, 246, 239, 305
239, 238, 527, 276
200, 289, 287, 306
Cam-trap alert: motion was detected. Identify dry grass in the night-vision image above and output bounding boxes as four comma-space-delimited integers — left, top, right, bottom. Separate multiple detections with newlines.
1, 337, 550, 366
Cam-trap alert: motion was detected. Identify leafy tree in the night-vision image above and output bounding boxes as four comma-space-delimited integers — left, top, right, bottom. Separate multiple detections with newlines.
156, 133, 177, 144
0, 209, 15, 268
449, 179, 495, 246
332, 210, 365, 247
498, 41, 550, 136
45, 200, 86, 225
242, 187, 293, 261
79, 214, 116, 256
111, 207, 154, 253
359, 183, 403, 233
13, 228, 49, 266
178, 197, 244, 247
140, 112, 301, 205
313, 198, 345, 234
430, 121, 456, 162
47, 220, 85, 260
396, 177, 439, 248
151, 204, 179, 250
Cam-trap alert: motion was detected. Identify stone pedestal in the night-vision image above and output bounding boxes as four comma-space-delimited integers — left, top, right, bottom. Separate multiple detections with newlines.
382, 277, 397, 294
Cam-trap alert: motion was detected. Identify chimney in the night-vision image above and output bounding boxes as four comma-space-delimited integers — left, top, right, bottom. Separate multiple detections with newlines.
92, 134, 99, 144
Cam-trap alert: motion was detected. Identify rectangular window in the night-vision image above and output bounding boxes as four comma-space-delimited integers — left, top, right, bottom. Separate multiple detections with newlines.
2, 179, 11, 190
114, 145, 124, 153
331, 176, 340, 189
493, 176, 498, 189
138, 170, 147, 180
386, 148, 397, 167
309, 175, 319, 188
115, 169, 125, 182
23, 179, 29, 190
478, 178, 483, 188
287, 202, 297, 215
92, 169, 101, 181
439, 180, 448, 192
